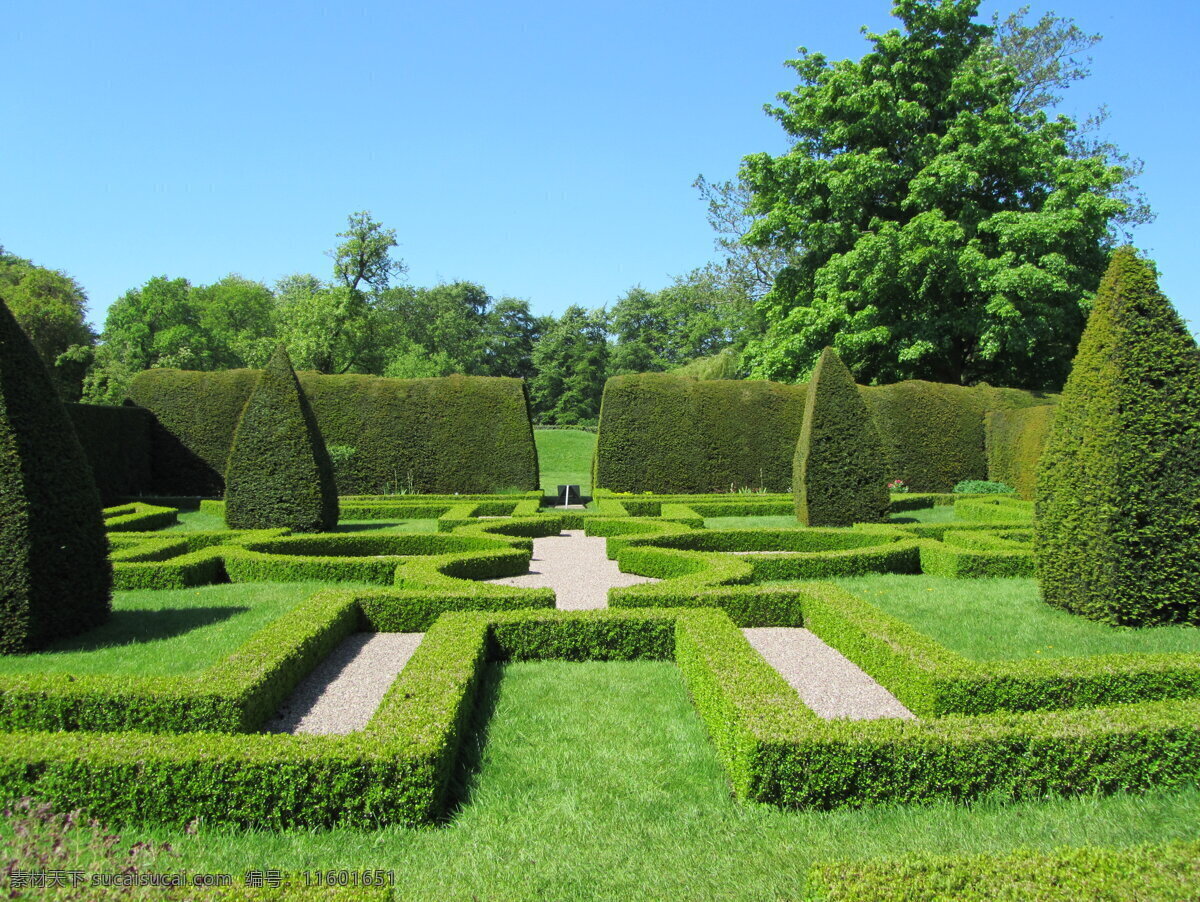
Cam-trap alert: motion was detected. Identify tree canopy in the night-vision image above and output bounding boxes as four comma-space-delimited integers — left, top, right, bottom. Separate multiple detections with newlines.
737, 0, 1139, 390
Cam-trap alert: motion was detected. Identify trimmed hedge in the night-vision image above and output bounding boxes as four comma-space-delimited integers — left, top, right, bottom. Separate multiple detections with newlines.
225, 345, 339, 532
128, 370, 538, 496
803, 841, 1200, 901
984, 403, 1056, 499
594, 373, 1051, 494
1036, 248, 1200, 626
103, 502, 179, 532
0, 299, 111, 653
65, 403, 154, 503
2, 607, 1199, 826
794, 347, 888, 526
593, 373, 805, 493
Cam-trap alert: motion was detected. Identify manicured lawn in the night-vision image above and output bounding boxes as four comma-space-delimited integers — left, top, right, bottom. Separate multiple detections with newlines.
833, 575, 1200, 660
166, 508, 441, 534
705, 514, 800, 529
30, 660, 1199, 898
0, 581, 359, 676
703, 506, 962, 529
535, 428, 596, 496
889, 504, 960, 523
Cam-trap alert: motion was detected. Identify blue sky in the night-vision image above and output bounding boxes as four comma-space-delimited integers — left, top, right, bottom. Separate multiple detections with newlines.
3, 0, 1197, 335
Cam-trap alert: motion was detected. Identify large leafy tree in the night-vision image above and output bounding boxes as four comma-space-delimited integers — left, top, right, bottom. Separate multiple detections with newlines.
529, 306, 609, 425
739, 0, 1136, 389
0, 249, 96, 401
608, 270, 740, 377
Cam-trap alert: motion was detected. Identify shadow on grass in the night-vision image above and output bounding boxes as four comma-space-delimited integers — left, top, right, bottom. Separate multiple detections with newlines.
44, 606, 249, 653
332, 521, 408, 533
439, 661, 505, 822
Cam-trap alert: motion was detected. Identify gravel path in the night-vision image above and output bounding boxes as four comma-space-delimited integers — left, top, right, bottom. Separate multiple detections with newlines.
263, 632, 423, 734
742, 627, 915, 720
486, 529, 657, 609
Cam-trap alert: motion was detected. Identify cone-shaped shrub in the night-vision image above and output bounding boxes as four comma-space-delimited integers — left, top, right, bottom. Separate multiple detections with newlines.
0, 300, 110, 653
225, 345, 339, 531
1035, 248, 1200, 626
794, 346, 889, 526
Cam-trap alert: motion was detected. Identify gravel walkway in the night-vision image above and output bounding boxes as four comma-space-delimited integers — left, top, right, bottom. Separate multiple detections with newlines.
486, 529, 657, 609
263, 632, 423, 734
742, 627, 915, 720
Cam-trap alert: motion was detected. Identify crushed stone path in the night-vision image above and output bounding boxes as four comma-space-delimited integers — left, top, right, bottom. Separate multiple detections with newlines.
742, 627, 915, 720
264, 632, 423, 734
486, 529, 657, 609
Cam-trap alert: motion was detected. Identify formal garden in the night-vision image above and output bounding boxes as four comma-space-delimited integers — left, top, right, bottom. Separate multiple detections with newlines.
0, 230, 1197, 901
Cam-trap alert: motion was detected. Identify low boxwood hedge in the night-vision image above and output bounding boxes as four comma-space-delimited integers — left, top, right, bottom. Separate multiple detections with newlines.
2, 608, 1198, 827
103, 502, 179, 532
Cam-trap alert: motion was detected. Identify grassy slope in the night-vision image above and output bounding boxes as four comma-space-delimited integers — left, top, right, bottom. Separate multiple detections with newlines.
35, 660, 1198, 900
834, 575, 1200, 660
535, 429, 596, 496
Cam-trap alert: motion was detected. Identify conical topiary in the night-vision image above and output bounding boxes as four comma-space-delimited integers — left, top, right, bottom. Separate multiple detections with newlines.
794, 346, 890, 526
224, 345, 339, 531
0, 299, 111, 653
1034, 247, 1200, 626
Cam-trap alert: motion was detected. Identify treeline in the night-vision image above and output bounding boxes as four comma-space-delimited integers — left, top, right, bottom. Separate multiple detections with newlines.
0, 213, 752, 426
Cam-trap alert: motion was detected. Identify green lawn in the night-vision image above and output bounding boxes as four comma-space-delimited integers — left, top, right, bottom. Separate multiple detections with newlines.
28, 660, 1198, 899
704, 506, 960, 529
833, 575, 1200, 660
535, 428, 596, 496
0, 581, 359, 676
165, 509, 440, 533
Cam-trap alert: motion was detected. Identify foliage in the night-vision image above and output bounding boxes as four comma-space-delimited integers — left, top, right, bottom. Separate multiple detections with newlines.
224, 345, 339, 532
129, 368, 539, 495
608, 270, 742, 377
887, 479, 909, 493
953, 479, 1013, 493
0, 299, 111, 653
529, 305, 609, 425
0, 249, 95, 401
984, 403, 1056, 499
1035, 248, 1200, 626
794, 347, 889, 526
738, 0, 1135, 389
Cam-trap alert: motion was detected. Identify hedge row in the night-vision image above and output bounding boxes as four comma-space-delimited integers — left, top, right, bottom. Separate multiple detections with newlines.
6, 608, 1198, 826
108, 525, 543, 591
984, 403, 1056, 499
0, 578, 553, 735
126, 370, 538, 496
65, 403, 155, 503
103, 502, 179, 532
594, 374, 1054, 494
593, 374, 806, 493
803, 841, 1200, 901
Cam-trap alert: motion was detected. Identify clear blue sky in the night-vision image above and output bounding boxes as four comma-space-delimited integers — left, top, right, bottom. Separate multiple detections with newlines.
3, 0, 1197, 334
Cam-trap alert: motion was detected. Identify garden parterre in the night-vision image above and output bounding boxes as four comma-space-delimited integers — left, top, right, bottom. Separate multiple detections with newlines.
1, 493, 1198, 836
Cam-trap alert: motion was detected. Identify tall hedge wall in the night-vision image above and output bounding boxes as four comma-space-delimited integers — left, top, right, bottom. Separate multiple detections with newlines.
128, 370, 538, 496
985, 403, 1057, 499
64, 403, 154, 503
594, 374, 1053, 494
594, 374, 805, 493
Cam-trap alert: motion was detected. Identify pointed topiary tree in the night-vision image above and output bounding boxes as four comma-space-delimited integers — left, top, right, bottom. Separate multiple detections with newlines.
1035, 248, 1200, 626
794, 346, 890, 526
224, 344, 339, 531
0, 299, 111, 653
